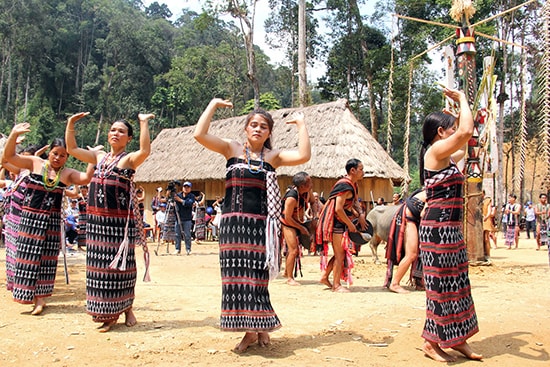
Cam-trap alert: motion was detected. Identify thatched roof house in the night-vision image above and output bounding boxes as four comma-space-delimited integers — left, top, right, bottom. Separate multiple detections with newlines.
135, 99, 407, 222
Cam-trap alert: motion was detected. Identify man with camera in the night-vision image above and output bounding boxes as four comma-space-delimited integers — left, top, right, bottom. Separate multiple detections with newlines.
173, 181, 196, 255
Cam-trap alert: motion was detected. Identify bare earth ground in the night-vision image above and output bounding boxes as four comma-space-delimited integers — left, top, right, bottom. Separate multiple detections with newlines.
0, 234, 549, 367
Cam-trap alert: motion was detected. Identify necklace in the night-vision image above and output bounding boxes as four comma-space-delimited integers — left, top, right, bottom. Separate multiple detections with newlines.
98, 151, 125, 178
243, 142, 264, 174
42, 161, 62, 191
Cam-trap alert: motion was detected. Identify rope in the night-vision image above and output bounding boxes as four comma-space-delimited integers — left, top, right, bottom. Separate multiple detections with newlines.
403, 61, 414, 193
386, 15, 396, 155
518, 50, 528, 195
539, 1, 550, 192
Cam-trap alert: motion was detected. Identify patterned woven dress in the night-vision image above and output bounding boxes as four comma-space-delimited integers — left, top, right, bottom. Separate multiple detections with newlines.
218, 157, 281, 332
12, 173, 66, 303
3, 173, 28, 291
86, 153, 138, 323
162, 200, 177, 242
419, 163, 479, 348
77, 195, 87, 248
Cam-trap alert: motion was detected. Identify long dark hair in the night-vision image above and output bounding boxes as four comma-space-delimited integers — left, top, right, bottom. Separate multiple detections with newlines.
419, 112, 456, 185
245, 109, 274, 149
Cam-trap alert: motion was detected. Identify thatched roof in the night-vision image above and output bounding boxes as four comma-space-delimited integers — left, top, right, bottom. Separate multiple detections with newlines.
135, 99, 407, 182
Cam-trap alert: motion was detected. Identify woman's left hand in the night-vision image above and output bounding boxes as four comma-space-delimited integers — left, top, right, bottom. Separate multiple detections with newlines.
285, 112, 304, 126
138, 113, 155, 121
68, 112, 90, 124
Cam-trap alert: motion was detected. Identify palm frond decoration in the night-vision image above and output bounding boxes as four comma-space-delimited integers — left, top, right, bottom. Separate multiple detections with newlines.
516, 52, 528, 194
450, 0, 476, 23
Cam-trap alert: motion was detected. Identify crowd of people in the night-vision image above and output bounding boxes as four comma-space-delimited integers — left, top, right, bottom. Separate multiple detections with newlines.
10, 86, 550, 361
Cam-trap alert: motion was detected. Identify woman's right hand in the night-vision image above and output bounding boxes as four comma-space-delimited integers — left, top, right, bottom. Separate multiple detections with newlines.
68, 112, 90, 125
443, 88, 466, 102
11, 122, 31, 136
211, 98, 233, 109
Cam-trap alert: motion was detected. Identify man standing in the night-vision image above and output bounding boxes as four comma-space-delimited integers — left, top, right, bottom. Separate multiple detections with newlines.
535, 193, 550, 251
524, 201, 536, 240
281, 171, 314, 286
173, 181, 196, 255
391, 193, 402, 205
316, 158, 367, 292
504, 194, 520, 249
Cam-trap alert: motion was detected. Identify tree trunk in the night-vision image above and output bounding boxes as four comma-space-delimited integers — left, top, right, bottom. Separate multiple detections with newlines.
297, 0, 307, 107
24, 61, 30, 121
230, 0, 260, 109
94, 112, 103, 147
366, 73, 378, 140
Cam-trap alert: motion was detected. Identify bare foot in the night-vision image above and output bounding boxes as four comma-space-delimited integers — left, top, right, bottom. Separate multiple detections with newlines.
98, 319, 117, 333
234, 332, 258, 353
286, 278, 301, 286
422, 341, 457, 362
258, 332, 270, 347
452, 342, 483, 360
332, 285, 350, 293
389, 284, 410, 294
125, 308, 137, 327
31, 298, 46, 316
319, 277, 332, 289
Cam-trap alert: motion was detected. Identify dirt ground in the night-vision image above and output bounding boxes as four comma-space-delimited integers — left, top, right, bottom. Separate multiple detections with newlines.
0, 233, 549, 367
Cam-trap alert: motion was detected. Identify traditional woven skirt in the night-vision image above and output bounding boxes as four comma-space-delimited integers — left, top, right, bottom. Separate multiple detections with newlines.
3, 178, 28, 291
420, 165, 478, 348
540, 225, 547, 246
12, 174, 65, 303
219, 213, 281, 332
162, 202, 177, 241
77, 203, 87, 248
218, 158, 281, 332
86, 168, 137, 323
505, 224, 516, 247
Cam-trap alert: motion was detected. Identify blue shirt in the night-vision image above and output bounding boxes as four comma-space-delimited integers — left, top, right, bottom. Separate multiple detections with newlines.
176, 192, 195, 221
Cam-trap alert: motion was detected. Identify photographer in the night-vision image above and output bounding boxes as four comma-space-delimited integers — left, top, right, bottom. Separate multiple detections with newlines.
173, 181, 195, 255
162, 181, 180, 247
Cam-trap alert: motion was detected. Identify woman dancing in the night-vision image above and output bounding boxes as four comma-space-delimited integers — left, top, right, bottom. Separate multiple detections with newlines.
66, 111, 154, 332
194, 98, 310, 352
4, 123, 93, 315
418, 88, 482, 362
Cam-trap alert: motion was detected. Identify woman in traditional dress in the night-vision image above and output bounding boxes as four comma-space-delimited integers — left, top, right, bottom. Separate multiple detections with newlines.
3, 124, 93, 315
418, 87, 482, 362
194, 98, 310, 353
76, 185, 89, 251
2, 143, 48, 292
65, 111, 154, 332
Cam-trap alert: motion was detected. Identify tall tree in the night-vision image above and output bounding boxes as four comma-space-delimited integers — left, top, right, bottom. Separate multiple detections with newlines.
206, 0, 261, 108
264, 0, 320, 106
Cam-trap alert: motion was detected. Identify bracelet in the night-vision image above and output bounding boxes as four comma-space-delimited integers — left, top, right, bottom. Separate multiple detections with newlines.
67, 129, 75, 132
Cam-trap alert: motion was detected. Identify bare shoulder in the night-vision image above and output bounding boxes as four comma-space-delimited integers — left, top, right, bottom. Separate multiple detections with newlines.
226, 140, 244, 159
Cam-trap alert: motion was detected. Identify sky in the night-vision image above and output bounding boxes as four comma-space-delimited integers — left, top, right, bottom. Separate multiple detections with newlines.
142, 0, 379, 83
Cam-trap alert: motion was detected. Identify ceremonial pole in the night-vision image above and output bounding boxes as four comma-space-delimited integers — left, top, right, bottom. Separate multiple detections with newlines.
453, 1, 484, 261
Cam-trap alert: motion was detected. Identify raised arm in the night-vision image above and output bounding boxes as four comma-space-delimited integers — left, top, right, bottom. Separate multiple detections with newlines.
66, 112, 98, 164
193, 98, 234, 158
3, 123, 36, 171
273, 112, 311, 168
126, 113, 153, 169
430, 89, 473, 162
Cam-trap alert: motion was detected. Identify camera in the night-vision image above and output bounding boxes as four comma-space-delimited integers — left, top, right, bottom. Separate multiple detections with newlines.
166, 180, 180, 201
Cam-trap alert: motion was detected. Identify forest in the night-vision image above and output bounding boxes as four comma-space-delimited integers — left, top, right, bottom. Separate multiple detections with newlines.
0, 0, 545, 201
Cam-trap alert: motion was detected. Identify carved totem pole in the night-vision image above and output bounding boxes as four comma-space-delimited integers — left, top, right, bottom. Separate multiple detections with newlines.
452, 1, 484, 261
